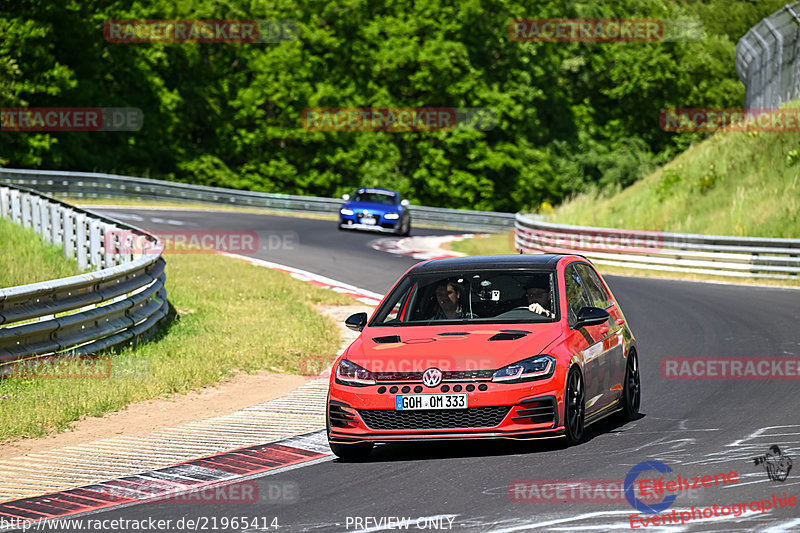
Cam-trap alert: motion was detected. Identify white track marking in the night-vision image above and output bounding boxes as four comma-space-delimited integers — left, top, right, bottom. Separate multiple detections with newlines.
100, 212, 143, 221
762, 517, 800, 532
148, 216, 185, 225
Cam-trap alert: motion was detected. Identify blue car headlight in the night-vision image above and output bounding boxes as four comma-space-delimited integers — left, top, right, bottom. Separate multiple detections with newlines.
492, 355, 555, 383
335, 359, 376, 386
340, 208, 354, 216
384, 213, 400, 220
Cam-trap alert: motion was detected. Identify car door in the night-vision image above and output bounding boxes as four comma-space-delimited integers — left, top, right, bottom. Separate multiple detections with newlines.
563, 262, 613, 417
576, 263, 625, 409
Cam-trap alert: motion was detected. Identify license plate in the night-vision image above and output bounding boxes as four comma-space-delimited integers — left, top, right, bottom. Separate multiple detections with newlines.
362, 217, 376, 225
395, 394, 467, 410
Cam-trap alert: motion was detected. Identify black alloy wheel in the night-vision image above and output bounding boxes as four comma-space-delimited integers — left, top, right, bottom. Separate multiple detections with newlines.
621, 350, 641, 421
564, 366, 585, 445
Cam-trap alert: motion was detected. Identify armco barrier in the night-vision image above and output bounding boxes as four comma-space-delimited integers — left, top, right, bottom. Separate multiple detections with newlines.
515, 213, 800, 280
0, 168, 515, 232
0, 184, 168, 368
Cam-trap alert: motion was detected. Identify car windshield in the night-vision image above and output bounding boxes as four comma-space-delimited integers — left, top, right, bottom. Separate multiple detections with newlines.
370, 270, 558, 326
352, 191, 396, 205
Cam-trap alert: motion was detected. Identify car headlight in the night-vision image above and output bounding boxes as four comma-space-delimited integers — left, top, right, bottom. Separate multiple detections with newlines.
340, 208, 354, 216
335, 359, 376, 386
492, 355, 555, 383
384, 213, 400, 220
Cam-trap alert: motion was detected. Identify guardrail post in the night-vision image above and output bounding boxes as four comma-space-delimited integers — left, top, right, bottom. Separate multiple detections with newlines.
102, 224, 117, 267
120, 230, 133, 263
63, 209, 75, 261
75, 214, 88, 270
32, 196, 42, 235
0, 187, 9, 218
21, 193, 32, 228
51, 203, 61, 245
39, 200, 52, 244
10, 189, 20, 223
89, 220, 102, 268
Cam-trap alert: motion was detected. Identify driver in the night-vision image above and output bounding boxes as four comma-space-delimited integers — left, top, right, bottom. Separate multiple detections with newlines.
430, 280, 477, 320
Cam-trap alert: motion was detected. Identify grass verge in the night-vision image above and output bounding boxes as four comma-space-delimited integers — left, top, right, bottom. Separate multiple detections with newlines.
0, 217, 82, 287
549, 105, 800, 237
0, 252, 354, 441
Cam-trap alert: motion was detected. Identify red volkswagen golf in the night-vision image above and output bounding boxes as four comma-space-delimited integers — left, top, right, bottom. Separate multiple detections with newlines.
327, 254, 640, 459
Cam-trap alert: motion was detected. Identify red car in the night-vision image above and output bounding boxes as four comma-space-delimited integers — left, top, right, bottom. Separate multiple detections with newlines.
327, 254, 640, 459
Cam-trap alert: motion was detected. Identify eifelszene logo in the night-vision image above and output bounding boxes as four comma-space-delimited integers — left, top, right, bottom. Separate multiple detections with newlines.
625, 461, 677, 514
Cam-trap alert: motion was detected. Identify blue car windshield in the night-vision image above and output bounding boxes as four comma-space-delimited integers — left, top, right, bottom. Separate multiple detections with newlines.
353, 192, 396, 205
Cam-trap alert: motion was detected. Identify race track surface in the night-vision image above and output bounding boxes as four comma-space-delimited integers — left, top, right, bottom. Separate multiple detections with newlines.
29, 208, 800, 532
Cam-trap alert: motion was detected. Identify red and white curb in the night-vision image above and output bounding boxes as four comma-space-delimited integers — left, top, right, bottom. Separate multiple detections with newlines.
0, 431, 331, 530
371, 234, 486, 260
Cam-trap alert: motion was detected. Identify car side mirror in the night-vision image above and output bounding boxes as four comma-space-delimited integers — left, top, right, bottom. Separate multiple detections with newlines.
342, 193, 350, 201
400, 199, 410, 207
345, 312, 368, 332
574, 306, 610, 329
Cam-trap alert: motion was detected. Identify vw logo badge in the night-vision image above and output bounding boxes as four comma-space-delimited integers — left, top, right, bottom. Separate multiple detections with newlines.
422, 368, 443, 388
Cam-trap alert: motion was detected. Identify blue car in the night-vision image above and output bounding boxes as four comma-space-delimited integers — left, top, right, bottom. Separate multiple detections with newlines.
338, 188, 411, 236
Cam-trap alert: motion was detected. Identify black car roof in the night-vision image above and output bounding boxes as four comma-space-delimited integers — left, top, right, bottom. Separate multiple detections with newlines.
410, 254, 568, 273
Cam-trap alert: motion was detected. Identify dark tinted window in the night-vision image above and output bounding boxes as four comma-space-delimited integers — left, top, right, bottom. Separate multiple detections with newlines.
370, 270, 557, 325
564, 263, 591, 326
352, 192, 396, 205
577, 263, 610, 309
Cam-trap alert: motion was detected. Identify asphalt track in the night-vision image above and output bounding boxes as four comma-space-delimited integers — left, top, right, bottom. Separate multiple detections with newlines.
29, 208, 800, 532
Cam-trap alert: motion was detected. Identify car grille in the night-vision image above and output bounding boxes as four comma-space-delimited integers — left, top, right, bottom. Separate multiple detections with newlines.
374, 370, 495, 382
357, 406, 511, 430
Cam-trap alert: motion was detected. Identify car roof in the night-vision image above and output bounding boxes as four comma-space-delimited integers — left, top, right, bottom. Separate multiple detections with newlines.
355, 187, 398, 195
410, 254, 569, 273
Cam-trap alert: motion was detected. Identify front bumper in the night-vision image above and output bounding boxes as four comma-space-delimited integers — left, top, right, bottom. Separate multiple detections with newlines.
328, 378, 563, 443
339, 219, 401, 233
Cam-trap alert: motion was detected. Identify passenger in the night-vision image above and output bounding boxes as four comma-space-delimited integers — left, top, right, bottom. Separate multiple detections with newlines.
430, 280, 477, 320
524, 279, 552, 317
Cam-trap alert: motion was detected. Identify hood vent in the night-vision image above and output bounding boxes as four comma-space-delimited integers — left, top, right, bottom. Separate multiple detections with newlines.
373, 335, 402, 344
489, 330, 530, 341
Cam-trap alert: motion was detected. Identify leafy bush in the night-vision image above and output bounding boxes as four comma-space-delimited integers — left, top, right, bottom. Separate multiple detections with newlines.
655, 168, 683, 201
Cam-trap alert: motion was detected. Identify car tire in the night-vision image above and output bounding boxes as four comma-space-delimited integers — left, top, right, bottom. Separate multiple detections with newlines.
329, 441, 374, 461
620, 350, 641, 421
399, 216, 411, 236
563, 366, 585, 446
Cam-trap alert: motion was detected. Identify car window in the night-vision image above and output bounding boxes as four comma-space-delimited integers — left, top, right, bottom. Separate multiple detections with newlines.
370, 270, 557, 325
564, 263, 592, 327
352, 192, 396, 205
577, 263, 610, 309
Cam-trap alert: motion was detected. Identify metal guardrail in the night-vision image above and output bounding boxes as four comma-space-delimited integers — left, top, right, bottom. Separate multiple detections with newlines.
0, 168, 515, 232
515, 214, 800, 280
0, 184, 168, 368
736, 2, 800, 109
